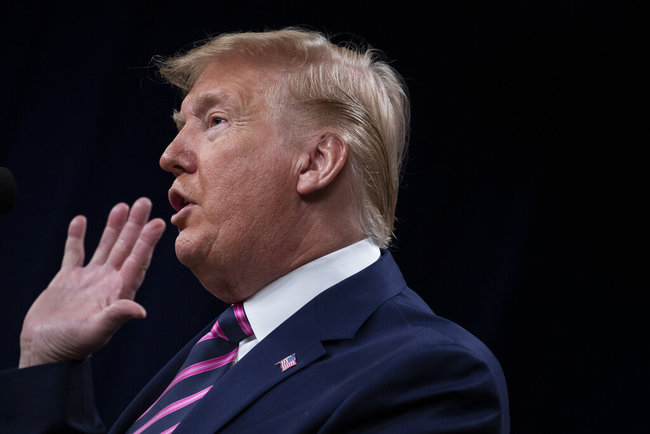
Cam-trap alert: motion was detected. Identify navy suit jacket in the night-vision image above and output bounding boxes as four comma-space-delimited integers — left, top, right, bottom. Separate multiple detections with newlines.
0, 251, 509, 433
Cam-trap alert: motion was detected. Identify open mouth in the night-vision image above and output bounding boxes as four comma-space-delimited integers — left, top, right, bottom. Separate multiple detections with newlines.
169, 189, 194, 213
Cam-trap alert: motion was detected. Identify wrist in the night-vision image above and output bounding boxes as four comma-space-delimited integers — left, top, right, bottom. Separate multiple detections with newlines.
19, 333, 54, 368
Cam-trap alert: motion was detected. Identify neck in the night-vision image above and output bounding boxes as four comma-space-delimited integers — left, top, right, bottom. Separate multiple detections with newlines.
196, 207, 365, 305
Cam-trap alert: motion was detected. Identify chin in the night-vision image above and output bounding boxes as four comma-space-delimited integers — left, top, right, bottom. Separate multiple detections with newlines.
173, 232, 202, 269
173, 230, 225, 282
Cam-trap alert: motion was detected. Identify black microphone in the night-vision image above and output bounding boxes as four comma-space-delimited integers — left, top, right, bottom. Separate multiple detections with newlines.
0, 167, 17, 215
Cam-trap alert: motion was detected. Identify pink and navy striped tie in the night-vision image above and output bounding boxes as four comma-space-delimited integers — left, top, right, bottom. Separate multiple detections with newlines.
126, 303, 254, 434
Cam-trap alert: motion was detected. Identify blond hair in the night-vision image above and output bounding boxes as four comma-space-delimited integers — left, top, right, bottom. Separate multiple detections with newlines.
158, 28, 410, 248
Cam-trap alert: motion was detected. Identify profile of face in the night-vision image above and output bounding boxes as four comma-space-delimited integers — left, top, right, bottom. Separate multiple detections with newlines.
159, 57, 300, 302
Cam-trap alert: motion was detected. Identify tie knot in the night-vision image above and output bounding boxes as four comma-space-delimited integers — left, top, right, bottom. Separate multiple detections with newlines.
211, 303, 254, 343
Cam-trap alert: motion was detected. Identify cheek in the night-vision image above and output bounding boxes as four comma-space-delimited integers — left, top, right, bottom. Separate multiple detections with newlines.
198, 140, 295, 217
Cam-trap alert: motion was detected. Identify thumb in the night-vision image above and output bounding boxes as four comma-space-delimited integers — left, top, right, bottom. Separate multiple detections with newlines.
101, 299, 147, 330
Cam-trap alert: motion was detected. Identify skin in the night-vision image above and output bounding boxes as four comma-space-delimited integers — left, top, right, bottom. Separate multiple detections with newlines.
19, 55, 365, 368
159, 56, 364, 303
19, 198, 166, 367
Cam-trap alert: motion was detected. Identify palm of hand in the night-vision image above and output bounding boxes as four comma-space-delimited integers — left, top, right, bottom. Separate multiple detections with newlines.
19, 198, 166, 368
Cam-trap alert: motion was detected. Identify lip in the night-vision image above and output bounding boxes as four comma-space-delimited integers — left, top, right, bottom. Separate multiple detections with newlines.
168, 188, 196, 225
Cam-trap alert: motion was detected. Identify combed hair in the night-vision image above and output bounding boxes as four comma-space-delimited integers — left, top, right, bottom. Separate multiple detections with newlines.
158, 28, 410, 248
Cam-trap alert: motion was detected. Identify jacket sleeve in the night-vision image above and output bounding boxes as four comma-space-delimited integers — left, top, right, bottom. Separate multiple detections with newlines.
0, 359, 107, 433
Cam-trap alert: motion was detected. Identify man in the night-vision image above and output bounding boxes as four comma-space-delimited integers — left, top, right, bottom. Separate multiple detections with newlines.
0, 28, 509, 433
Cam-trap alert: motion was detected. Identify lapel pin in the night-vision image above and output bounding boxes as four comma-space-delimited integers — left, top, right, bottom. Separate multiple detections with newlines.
275, 353, 297, 372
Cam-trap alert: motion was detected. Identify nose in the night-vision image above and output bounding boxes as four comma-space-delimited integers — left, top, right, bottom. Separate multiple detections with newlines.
159, 131, 198, 176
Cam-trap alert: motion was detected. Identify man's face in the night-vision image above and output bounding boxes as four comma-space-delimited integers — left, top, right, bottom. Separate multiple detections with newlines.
160, 58, 298, 302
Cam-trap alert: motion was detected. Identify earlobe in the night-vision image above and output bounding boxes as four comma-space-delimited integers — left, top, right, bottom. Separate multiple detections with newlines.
296, 134, 348, 196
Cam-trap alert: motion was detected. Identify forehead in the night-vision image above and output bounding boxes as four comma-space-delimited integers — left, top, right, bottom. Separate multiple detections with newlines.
181, 58, 278, 115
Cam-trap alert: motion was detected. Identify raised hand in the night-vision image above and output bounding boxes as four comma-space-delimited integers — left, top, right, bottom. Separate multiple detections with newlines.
18, 198, 166, 368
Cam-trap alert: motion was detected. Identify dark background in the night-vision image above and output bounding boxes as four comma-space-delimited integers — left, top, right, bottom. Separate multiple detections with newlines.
1, 1, 648, 433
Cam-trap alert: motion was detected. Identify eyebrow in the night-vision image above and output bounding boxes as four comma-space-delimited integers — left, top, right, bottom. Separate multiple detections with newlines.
171, 90, 241, 132
194, 91, 241, 117
172, 110, 185, 131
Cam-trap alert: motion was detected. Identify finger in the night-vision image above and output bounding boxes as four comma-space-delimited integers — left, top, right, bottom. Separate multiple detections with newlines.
100, 299, 147, 333
119, 218, 166, 298
107, 197, 153, 268
61, 215, 87, 268
90, 203, 130, 265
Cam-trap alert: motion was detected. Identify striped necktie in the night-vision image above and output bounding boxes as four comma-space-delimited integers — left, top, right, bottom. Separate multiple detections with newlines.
126, 303, 254, 434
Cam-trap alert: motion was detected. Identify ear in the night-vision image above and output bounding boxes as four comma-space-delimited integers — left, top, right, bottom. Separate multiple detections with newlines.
296, 134, 349, 196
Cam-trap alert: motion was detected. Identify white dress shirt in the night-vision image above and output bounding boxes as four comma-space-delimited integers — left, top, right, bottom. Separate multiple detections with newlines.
236, 238, 380, 361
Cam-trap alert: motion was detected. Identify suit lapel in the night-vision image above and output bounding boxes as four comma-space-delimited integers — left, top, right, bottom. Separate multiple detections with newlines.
174, 251, 407, 433
109, 321, 215, 434
175, 301, 327, 433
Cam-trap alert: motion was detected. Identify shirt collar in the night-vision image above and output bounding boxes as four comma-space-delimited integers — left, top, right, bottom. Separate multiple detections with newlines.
242, 238, 380, 343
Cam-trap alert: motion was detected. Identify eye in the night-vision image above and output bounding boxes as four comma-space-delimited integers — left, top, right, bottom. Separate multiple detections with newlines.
210, 115, 226, 127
